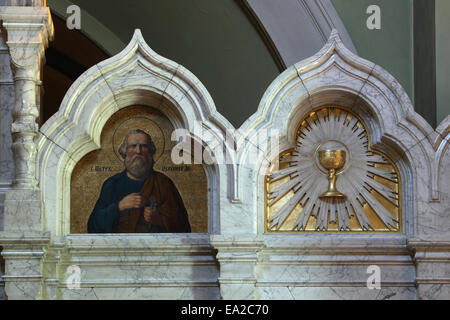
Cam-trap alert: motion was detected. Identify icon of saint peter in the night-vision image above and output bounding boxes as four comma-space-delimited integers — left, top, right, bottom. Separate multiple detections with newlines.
87, 129, 191, 233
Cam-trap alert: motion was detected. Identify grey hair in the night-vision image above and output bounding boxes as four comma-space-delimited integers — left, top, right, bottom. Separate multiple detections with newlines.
118, 129, 156, 159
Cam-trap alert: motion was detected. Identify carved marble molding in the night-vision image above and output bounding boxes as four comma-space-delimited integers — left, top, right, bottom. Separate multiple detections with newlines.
0, 230, 50, 300
256, 234, 416, 299
211, 235, 265, 300
408, 236, 450, 299
266, 106, 402, 232
0, 6, 53, 189
2, 21, 449, 299
232, 29, 450, 236
42, 234, 219, 300
0, 28, 15, 189
37, 29, 232, 236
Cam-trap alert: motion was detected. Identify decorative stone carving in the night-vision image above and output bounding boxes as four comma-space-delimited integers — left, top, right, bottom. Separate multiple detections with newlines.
34, 29, 229, 299
0, 5, 448, 299
46, 234, 220, 300
241, 29, 449, 238
408, 236, 450, 299
0, 28, 15, 190
234, 29, 449, 299
267, 106, 401, 232
0, 231, 50, 300
211, 235, 264, 300
37, 29, 230, 236
256, 235, 417, 299
0, 6, 53, 189
0, 6, 53, 300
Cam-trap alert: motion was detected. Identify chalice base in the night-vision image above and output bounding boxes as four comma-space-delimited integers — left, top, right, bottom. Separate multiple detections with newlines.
319, 191, 347, 199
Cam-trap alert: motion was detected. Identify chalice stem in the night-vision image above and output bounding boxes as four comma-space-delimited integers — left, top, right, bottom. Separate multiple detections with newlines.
328, 168, 337, 192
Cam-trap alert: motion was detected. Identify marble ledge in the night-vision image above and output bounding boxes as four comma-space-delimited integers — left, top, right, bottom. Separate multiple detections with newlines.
408, 235, 450, 250
257, 286, 417, 300
0, 231, 50, 245
258, 254, 414, 264
2, 232, 446, 253
59, 255, 218, 265
4, 189, 41, 201
0, 7, 52, 31
262, 233, 409, 250
65, 233, 213, 251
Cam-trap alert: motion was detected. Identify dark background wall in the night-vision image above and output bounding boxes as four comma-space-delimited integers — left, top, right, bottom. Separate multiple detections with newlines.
45, 0, 281, 128
44, 0, 449, 129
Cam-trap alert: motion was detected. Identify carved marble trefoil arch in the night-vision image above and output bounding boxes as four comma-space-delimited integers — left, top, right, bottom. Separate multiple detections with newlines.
229, 29, 450, 237
37, 29, 233, 236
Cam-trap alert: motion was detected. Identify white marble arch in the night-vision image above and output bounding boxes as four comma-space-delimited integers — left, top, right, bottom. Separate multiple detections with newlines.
230, 29, 450, 237
207, 28, 450, 300
37, 29, 232, 236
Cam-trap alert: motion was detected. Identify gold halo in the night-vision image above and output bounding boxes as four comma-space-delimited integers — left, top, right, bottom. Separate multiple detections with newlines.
112, 116, 165, 163
313, 140, 351, 175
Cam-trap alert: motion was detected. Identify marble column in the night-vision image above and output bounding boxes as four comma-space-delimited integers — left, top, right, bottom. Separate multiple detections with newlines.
0, 5, 53, 300
0, 28, 14, 192
211, 235, 265, 299
0, 6, 53, 190
0, 6, 53, 230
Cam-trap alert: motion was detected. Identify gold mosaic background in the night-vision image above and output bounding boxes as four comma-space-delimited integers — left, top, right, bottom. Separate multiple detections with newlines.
70, 105, 208, 233
265, 106, 401, 232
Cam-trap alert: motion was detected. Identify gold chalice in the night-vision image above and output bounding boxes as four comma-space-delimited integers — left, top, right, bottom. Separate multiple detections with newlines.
319, 149, 347, 199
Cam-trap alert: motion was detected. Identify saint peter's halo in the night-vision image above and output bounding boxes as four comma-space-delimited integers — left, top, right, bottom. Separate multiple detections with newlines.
112, 116, 165, 163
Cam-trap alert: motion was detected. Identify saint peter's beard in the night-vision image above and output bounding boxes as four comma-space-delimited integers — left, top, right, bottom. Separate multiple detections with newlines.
124, 149, 153, 180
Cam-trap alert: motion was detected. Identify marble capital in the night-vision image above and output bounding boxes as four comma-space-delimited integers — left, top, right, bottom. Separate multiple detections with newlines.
0, 6, 53, 70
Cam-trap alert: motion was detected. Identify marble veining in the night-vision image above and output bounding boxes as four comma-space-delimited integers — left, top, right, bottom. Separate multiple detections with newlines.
0, 4, 448, 300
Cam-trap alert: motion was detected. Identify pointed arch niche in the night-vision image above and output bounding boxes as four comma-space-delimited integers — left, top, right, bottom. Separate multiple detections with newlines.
240, 30, 450, 237
37, 30, 231, 237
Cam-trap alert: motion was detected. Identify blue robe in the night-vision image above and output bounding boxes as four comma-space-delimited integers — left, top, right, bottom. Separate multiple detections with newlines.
87, 170, 191, 233
87, 170, 145, 233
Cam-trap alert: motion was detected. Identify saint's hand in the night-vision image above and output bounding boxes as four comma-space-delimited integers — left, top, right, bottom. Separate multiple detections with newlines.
143, 207, 163, 225
118, 193, 147, 211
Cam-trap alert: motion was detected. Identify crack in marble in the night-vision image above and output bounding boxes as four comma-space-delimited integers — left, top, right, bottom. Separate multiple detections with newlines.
329, 286, 345, 299
296, 67, 313, 110
38, 129, 77, 165
381, 291, 396, 300
286, 285, 296, 300
351, 64, 376, 110
95, 64, 120, 112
